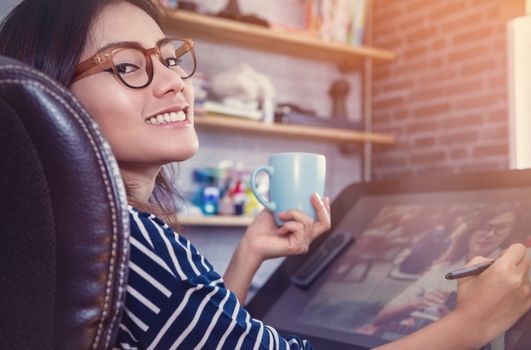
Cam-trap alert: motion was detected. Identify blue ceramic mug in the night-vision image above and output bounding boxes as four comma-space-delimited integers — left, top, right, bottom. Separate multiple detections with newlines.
250, 152, 326, 225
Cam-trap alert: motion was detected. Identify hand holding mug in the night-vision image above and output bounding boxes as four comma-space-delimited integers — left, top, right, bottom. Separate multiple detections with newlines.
243, 153, 331, 261
250, 152, 326, 225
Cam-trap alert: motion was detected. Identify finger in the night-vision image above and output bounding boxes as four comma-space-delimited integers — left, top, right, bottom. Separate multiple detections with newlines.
464, 255, 491, 267
279, 209, 313, 229
324, 196, 331, 213
277, 225, 290, 235
311, 193, 331, 235
278, 220, 304, 234
497, 243, 527, 266
515, 253, 531, 277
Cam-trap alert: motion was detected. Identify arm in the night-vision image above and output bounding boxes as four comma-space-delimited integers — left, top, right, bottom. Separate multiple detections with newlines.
223, 238, 262, 304
224, 193, 331, 304
374, 310, 484, 350
375, 244, 531, 350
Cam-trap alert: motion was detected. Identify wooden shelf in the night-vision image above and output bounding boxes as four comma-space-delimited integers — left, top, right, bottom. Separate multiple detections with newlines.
179, 215, 253, 227
159, 9, 396, 70
194, 113, 395, 144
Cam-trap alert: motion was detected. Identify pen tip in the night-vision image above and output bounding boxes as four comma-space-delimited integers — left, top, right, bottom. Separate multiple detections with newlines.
445, 273, 453, 280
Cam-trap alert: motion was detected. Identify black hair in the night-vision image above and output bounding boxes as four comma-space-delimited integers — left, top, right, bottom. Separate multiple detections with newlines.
0, 0, 184, 229
0, 0, 160, 86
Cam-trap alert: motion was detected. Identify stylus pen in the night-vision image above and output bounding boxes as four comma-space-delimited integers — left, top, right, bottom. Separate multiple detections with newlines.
445, 259, 495, 280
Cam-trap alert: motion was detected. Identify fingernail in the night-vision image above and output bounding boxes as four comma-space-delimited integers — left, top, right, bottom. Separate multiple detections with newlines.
315, 192, 322, 200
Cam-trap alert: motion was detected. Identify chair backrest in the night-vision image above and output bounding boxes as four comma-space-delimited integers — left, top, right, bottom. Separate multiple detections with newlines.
0, 55, 130, 350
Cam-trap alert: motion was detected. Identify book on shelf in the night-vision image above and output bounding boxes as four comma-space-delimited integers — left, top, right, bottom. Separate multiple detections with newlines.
306, 0, 368, 46
203, 101, 263, 121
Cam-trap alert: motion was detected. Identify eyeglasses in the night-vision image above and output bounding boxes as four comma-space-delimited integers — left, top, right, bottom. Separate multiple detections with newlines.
72, 37, 196, 89
475, 222, 513, 237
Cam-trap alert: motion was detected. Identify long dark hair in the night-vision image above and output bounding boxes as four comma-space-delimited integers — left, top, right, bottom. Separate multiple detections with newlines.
0, 0, 183, 230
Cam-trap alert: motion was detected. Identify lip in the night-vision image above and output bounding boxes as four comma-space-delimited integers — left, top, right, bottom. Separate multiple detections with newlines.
151, 119, 192, 129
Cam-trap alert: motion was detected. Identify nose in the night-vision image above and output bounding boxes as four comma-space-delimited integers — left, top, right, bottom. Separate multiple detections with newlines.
150, 56, 186, 96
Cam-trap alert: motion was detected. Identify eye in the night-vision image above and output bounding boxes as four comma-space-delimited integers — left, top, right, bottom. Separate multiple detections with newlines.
114, 63, 140, 74
164, 57, 181, 67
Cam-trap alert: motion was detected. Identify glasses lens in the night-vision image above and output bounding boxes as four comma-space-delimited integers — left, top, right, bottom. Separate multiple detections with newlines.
112, 47, 149, 88
160, 39, 196, 79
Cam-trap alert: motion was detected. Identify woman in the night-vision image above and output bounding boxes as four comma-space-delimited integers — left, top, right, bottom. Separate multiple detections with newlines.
1, 1, 530, 349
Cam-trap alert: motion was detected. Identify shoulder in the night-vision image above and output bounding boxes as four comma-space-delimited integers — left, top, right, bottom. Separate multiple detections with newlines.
127, 206, 213, 280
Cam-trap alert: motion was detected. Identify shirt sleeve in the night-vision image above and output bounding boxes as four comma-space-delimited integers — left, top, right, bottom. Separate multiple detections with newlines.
116, 208, 314, 350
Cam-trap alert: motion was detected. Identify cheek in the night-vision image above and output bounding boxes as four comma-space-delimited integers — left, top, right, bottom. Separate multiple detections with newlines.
71, 80, 141, 130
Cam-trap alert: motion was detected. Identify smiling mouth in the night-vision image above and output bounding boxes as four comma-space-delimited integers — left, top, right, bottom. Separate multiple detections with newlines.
146, 107, 189, 125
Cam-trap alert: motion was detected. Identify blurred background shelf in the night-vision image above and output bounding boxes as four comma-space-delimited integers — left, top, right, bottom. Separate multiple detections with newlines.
179, 215, 254, 227
159, 9, 396, 70
195, 113, 396, 144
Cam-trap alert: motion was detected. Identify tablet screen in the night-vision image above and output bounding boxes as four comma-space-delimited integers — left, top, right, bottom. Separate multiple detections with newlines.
259, 188, 531, 349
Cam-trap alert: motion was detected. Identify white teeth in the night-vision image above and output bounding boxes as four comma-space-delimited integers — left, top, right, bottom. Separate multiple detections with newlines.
147, 111, 187, 125
176, 111, 186, 121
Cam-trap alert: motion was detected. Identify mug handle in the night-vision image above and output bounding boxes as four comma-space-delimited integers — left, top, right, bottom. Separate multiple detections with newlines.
250, 166, 276, 212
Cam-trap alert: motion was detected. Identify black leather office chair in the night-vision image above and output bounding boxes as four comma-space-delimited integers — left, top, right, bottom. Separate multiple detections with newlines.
0, 55, 130, 349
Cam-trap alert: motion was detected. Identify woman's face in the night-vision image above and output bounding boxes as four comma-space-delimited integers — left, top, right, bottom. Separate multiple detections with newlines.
70, 1, 198, 169
468, 211, 515, 257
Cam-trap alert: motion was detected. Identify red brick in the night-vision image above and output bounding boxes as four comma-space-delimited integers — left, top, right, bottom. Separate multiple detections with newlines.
486, 109, 508, 122
453, 94, 502, 110
411, 151, 446, 164
452, 26, 492, 46
404, 45, 428, 60
374, 67, 391, 80
489, 75, 506, 89
460, 60, 498, 77
429, 1, 467, 21
420, 68, 456, 84
451, 148, 468, 159
380, 79, 414, 93
431, 39, 447, 51
473, 144, 508, 157
440, 131, 479, 144
374, 156, 409, 167
442, 114, 483, 128
394, 109, 410, 120
410, 87, 446, 102
413, 103, 451, 117
448, 45, 489, 63
459, 162, 505, 173
442, 13, 484, 32
373, 96, 405, 109
406, 26, 437, 44
407, 120, 440, 133
400, 61, 429, 75
414, 137, 436, 147
446, 79, 484, 96
406, 0, 435, 13
482, 126, 508, 140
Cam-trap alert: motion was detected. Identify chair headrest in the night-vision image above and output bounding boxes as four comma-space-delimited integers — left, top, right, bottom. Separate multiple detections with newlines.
0, 55, 130, 350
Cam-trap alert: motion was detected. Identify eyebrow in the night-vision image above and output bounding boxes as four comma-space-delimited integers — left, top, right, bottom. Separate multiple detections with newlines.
95, 37, 169, 54
95, 40, 140, 54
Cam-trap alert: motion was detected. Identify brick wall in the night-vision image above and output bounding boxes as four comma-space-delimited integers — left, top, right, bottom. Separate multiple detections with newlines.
371, 0, 524, 179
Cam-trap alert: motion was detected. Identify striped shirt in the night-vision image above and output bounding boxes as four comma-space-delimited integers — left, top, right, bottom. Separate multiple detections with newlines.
115, 206, 313, 350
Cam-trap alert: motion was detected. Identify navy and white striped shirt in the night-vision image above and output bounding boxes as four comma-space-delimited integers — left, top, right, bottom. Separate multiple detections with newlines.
115, 206, 313, 349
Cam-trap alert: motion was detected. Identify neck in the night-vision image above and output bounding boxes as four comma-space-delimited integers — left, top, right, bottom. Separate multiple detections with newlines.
119, 163, 161, 204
